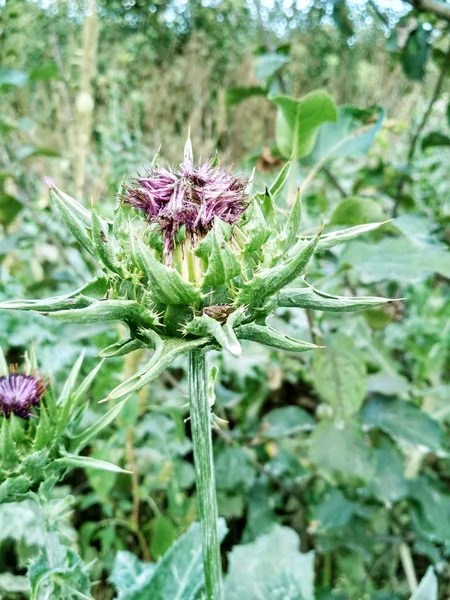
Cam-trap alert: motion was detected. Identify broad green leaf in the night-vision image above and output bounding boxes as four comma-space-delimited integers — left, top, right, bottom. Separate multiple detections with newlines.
368, 443, 408, 505
331, 196, 386, 226
224, 525, 314, 600
402, 26, 430, 81
410, 568, 437, 600
410, 479, 450, 544
341, 237, 450, 283
309, 421, 374, 484
312, 489, 356, 534
254, 53, 291, 86
310, 106, 384, 162
0, 192, 22, 225
29, 532, 93, 600
362, 397, 444, 454
29, 62, 60, 81
260, 406, 314, 439
273, 90, 337, 159
215, 447, 255, 491
110, 551, 156, 600
313, 333, 366, 419
422, 131, 450, 150
225, 86, 267, 107
150, 516, 177, 559
112, 520, 227, 600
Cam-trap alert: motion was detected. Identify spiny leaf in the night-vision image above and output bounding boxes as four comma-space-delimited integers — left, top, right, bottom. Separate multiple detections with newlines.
236, 230, 321, 306
274, 285, 395, 312
54, 451, 131, 474
104, 337, 211, 401
236, 323, 320, 352
40, 299, 159, 328
132, 236, 202, 305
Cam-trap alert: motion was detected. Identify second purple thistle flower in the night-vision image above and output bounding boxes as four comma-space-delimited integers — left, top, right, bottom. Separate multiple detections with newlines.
0, 373, 46, 419
124, 159, 249, 259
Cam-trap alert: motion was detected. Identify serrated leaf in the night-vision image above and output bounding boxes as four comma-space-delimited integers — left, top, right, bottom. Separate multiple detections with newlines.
313, 220, 388, 251
51, 189, 94, 255
273, 90, 338, 159
105, 337, 210, 400
199, 223, 241, 286
185, 314, 241, 357
100, 337, 145, 357
91, 208, 121, 273
42, 299, 159, 328
362, 397, 444, 454
279, 187, 302, 253
237, 231, 320, 306
313, 333, 366, 419
236, 323, 319, 352
224, 525, 314, 600
133, 237, 202, 305
33, 407, 53, 451
240, 200, 271, 252
274, 285, 394, 312
0, 418, 19, 468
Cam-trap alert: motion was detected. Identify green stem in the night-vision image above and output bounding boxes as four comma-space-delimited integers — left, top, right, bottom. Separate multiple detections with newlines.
188, 349, 223, 600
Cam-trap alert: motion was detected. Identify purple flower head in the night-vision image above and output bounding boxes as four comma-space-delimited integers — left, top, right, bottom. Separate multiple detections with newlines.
124, 158, 249, 259
0, 372, 46, 419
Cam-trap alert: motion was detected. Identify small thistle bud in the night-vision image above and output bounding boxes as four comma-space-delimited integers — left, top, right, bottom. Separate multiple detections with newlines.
124, 157, 249, 260
0, 372, 46, 419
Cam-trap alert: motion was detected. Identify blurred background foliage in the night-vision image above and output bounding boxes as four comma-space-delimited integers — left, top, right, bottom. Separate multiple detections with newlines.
1, 0, 450, 598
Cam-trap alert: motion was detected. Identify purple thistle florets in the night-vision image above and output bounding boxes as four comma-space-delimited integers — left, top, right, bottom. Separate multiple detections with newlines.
0, 373, 46, 419
125, 159, 249, 259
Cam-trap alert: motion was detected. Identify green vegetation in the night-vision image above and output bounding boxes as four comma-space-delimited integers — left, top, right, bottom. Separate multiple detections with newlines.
1, 1, 450, 599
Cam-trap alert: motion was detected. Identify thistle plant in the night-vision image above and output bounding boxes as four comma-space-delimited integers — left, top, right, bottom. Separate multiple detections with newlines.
0, 346, 126, 505
0, 136, 393, 599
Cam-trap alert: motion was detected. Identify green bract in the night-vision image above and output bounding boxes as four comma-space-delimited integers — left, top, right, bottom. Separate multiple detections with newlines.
0, 146, 393, 402
0, 347, 127, 504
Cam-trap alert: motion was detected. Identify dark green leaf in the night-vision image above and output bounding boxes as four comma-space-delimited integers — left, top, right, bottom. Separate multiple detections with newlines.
401, 26, 430, 81
362, 397, 444, 454
273, 91, 338, 159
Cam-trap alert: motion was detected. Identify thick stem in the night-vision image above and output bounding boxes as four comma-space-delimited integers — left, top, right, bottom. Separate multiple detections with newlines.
188, 350, 223, 600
